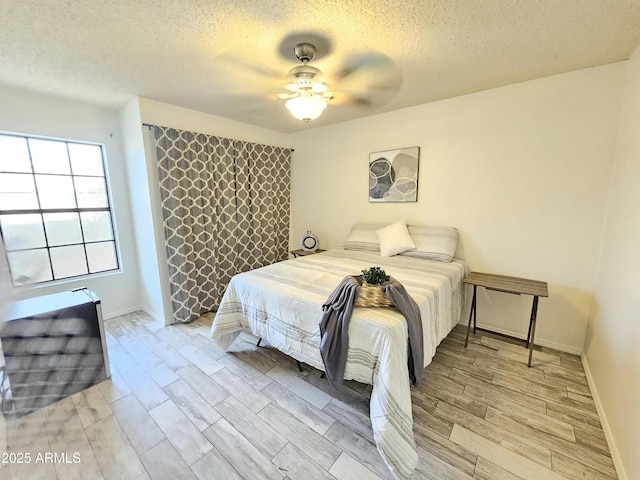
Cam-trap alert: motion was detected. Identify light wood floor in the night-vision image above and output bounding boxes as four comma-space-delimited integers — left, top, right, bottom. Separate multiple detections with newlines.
1, 311, 618, 480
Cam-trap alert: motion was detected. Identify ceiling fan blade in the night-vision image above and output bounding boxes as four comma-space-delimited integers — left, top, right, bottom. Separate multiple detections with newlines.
211, 93, 282, 114
327, 91, 373, 107
212, 53, 283, 86
328, 51, 403, 108
333, 53, 396, 80
344, 96, 373, 107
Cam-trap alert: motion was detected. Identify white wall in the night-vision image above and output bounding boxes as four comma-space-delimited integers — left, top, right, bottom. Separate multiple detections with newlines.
0, 86, 140, 318
291, 63, 626, 353
584, 47, 640, 480
118, 98, 172, 323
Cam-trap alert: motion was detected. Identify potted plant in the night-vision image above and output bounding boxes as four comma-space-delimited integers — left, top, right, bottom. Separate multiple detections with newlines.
356, 267, 391, 307
360, 266, 390, 286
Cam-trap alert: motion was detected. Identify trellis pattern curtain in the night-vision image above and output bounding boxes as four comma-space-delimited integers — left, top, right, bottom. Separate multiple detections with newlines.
152, 126, 291, 323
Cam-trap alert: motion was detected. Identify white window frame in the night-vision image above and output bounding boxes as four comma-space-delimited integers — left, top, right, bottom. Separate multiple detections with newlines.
0, 132, 120, 286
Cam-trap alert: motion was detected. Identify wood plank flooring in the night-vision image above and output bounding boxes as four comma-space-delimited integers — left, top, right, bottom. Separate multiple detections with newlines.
1, 311, 618, 480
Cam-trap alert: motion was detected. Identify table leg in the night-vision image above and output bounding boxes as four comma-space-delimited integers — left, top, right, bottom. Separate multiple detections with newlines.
473, 287, 477, 334
528, 296, 539, 367
464, 285, 477, 348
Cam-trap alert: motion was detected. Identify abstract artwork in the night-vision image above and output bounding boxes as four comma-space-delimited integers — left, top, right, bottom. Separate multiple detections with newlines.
369, 147, 420, 202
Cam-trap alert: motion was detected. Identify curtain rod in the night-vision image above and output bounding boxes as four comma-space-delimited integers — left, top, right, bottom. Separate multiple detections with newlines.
142, 123, 294, 152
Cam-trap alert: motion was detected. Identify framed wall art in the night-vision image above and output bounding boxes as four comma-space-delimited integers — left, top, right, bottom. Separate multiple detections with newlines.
369, 146, 420, 203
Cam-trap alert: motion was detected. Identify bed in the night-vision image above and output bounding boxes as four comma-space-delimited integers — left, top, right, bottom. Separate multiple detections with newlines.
210, 232, 468, 479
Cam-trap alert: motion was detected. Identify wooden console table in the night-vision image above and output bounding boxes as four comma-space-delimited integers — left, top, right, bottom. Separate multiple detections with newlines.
290, 249, 326, 258
463, 271, 548, 367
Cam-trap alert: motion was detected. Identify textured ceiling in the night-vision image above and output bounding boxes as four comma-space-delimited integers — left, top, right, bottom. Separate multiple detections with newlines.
1, 1, 640, 133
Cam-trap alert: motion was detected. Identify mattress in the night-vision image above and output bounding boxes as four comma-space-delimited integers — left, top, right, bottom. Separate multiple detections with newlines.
210, 248, 467, 479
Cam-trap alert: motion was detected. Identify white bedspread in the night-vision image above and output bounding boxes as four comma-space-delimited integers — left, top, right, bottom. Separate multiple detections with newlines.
210, 248, 467, 479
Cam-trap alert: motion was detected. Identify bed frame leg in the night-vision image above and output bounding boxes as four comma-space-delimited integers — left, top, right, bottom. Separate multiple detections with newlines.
256, 338, 262, 347
295, 360, 303, 372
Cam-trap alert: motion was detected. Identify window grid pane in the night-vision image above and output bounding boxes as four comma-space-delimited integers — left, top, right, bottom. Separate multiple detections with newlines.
69, 144, 105, 177
50, 244, 89, 279
80, 211, 113, 242
43, 212, 83, 246
0, 134, 32, 173
75, 176, 108, 208
0, 173, 39, 210
0, 213, 46, 250
86, 241, 117, 273
29, 138, 71, 174
35, 174, 77, 209
7, 248, 53, 285
0, 133, 119, 285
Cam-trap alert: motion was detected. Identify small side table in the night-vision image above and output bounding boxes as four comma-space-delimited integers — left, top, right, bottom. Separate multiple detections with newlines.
463, 271, 548, 367
290, 249, 326, 258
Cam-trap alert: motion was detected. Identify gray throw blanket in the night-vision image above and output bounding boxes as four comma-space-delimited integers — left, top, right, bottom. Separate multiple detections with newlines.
319, 276, 424, 388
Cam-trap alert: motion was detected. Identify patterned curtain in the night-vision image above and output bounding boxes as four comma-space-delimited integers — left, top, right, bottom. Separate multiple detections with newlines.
152, 126, 291, 323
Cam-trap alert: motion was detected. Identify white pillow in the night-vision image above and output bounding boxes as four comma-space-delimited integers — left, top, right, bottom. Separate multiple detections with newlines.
376, 220, 416, 257
344, 224, 383, 253
398, 226, 458, 262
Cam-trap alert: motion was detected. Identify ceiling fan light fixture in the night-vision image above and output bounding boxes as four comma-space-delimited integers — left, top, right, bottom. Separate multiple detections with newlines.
312, 83, 327, 94
282, 42, 331, 122
287, 64, 323, 86
285, 94, 327, 122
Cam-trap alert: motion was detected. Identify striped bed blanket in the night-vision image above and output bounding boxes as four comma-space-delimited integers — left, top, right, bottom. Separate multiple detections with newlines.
210, 248, 467, 479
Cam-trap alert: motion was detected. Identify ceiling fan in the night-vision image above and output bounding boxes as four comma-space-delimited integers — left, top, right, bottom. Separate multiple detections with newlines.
211, 33, 403, 124
278, 42, 333, 122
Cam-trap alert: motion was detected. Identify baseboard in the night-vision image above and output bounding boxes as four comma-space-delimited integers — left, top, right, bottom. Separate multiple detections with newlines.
101, 306, 167, 329
102, 306, 142, 320
140, 306, 162, 322
581, 354, 628, 480
456, 319, 582, 355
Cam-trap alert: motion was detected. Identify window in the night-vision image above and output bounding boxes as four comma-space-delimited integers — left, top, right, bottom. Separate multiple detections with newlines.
0, 133, 119, 285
